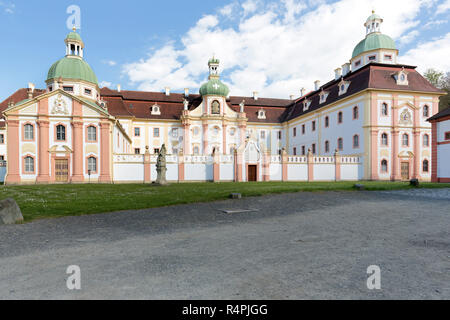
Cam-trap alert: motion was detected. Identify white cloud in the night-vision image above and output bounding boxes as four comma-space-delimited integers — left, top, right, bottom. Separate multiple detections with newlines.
0, 1, 15, 14
102, 60, 117, 66
123, 0, 442, 99
436, 0, 450, 14
424, 19, 447, 28
401, 32, 450, 73
100, 81, 113, 88
399, 30, 420, 45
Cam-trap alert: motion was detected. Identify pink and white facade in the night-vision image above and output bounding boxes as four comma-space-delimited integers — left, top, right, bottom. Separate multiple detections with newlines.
0, 12, 445, 184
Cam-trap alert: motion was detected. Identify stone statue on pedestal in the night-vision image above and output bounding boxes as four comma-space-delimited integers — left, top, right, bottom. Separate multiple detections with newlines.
156, 144, 168, 185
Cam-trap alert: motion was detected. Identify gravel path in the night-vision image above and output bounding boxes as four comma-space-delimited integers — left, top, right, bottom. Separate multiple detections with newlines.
0, 189, 449, 300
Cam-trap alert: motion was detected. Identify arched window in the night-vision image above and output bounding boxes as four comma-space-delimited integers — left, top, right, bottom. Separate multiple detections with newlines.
381, 133, 388, 146
87, 157, 97, 173
325, 141, 330, 153
423, 159, 429, 172
56, 125, 66, 141
24, 124, 34, 140
325, 116, 329, 128
353, 106, 359, 120
402, 133, 409, 146
423, 134, 429, 147
423, 105, 429, 117
337, 138, 343, 151
381, 103, 388, 116
381, 160, 388, 173
24, 156, 34, 173
338, 112, 343, 124
87, 126, 97, 142
353, 135, 359, 148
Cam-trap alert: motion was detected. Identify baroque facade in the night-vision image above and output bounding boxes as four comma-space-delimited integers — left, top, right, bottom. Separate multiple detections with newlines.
0, 12, 445, 184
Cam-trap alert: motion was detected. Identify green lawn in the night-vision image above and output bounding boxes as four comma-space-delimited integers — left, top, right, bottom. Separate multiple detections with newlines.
1, 181, 449, 222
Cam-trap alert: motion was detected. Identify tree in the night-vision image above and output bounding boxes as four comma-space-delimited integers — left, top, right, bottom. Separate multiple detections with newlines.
424, 68, 450, 112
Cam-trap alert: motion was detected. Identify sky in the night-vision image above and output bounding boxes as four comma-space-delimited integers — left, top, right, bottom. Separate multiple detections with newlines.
0, 0, 449, 102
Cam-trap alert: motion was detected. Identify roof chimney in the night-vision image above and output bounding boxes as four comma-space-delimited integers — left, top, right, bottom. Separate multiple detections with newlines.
253, 91, 258, 101
184, 88, 189, 97
314, 80, 321, 91
117, 84, 121, 92
342, 63, 351, 76
165, 87, 170, 96
27, 83, 35, 99
334, 68, 342, 80
300, 88, 306, 97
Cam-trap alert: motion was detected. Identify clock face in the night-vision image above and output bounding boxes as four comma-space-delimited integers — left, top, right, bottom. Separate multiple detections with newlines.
211, 100, 220, 114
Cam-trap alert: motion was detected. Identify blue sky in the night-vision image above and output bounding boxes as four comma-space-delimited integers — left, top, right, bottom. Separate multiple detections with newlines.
0, 0, 449, 101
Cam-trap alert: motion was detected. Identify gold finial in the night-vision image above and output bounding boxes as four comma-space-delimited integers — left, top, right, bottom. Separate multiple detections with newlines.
72, 25, 76, 32
372, 10, 375, 14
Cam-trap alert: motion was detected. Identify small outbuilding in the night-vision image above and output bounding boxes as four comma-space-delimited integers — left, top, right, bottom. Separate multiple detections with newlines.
428, 107, 450, 182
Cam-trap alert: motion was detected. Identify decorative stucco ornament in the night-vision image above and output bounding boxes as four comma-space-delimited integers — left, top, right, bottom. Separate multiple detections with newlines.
399, 110, 412, 125
51, 94, 69, 115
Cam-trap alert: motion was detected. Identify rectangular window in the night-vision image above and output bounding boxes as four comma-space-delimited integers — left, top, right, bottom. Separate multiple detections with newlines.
24, 124, 34, 140
0, 134, 4, 144
134, 148, 140, 154
173, 128, 179, 138
84, 88, 92, 95
134, 127, 140, 137
24, 157, 34, 173
445, 132, 450, 140
302, 146, 305, 156
293, 127, 297, 137
312, 121, 316, 132
87, 126, 97, 142
63, 86, 73, 92
302, 124, 305, 135
88, 157, 97, 173
278, 131, 282, 140
293, 147, 297, 156
368, 55, 376, 61
154, 128, 160, 137
355, 60, 361, 67
312, 144, 316, 154
384, 55, 392, 61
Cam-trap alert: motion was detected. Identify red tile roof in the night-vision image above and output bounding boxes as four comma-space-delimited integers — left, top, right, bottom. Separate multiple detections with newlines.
0, 88, 46, 119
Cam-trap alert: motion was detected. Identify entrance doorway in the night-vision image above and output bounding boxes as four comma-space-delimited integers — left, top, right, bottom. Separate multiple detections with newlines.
247, 165, 257, 182
55, 159, 69, 182
401, 162, 410, 181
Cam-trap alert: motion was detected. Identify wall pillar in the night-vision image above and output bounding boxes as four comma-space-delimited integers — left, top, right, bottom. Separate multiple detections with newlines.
335, 149, 341, 181
99, 121, 112, 183
235, 150, 243, 182
182, 117, 190, 155
263, 151, 271, 181
370, 129, 379, 180
307, 149, 314, 182
36, 120, 50, 183
202, 123, 208, 155
431, 121, 438, 182
213, 151, 220, 182
412, 130, 420, 179
391, 130, 400, 181
71, 121, 84, 183
178, 150, 184, 182
282, 148, 288, 181
144, 146, 151, 183
5, 120, 20, 184
222, 123, 227, 155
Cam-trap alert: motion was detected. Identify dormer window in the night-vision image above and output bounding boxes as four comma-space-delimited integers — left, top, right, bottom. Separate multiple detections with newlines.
338, 80, 350, 96
151, 104, 161, 115
303, 100, 311, 111
319, 91, 329, 104
84, 88, 92, 95
63, 86, 73, 93
257, 109, 266, 119
394, 68, 409, 85
368, 55, 376, 61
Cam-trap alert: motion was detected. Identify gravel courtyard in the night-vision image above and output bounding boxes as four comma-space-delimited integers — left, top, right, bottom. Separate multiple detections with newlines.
0, 189, 449, 300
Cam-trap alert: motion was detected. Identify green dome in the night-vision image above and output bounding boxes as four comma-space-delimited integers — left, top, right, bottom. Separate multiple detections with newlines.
47, 57, 98, 85
66, 32, 82, 42
352, 33, 396, 58
199, 79, 229, 97
366, 13, 382, 22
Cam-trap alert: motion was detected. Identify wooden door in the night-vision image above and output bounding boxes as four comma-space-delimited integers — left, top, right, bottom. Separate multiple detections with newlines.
55, 159, 69, 182
401, 162, 410, 181
248, 165, 257, 182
